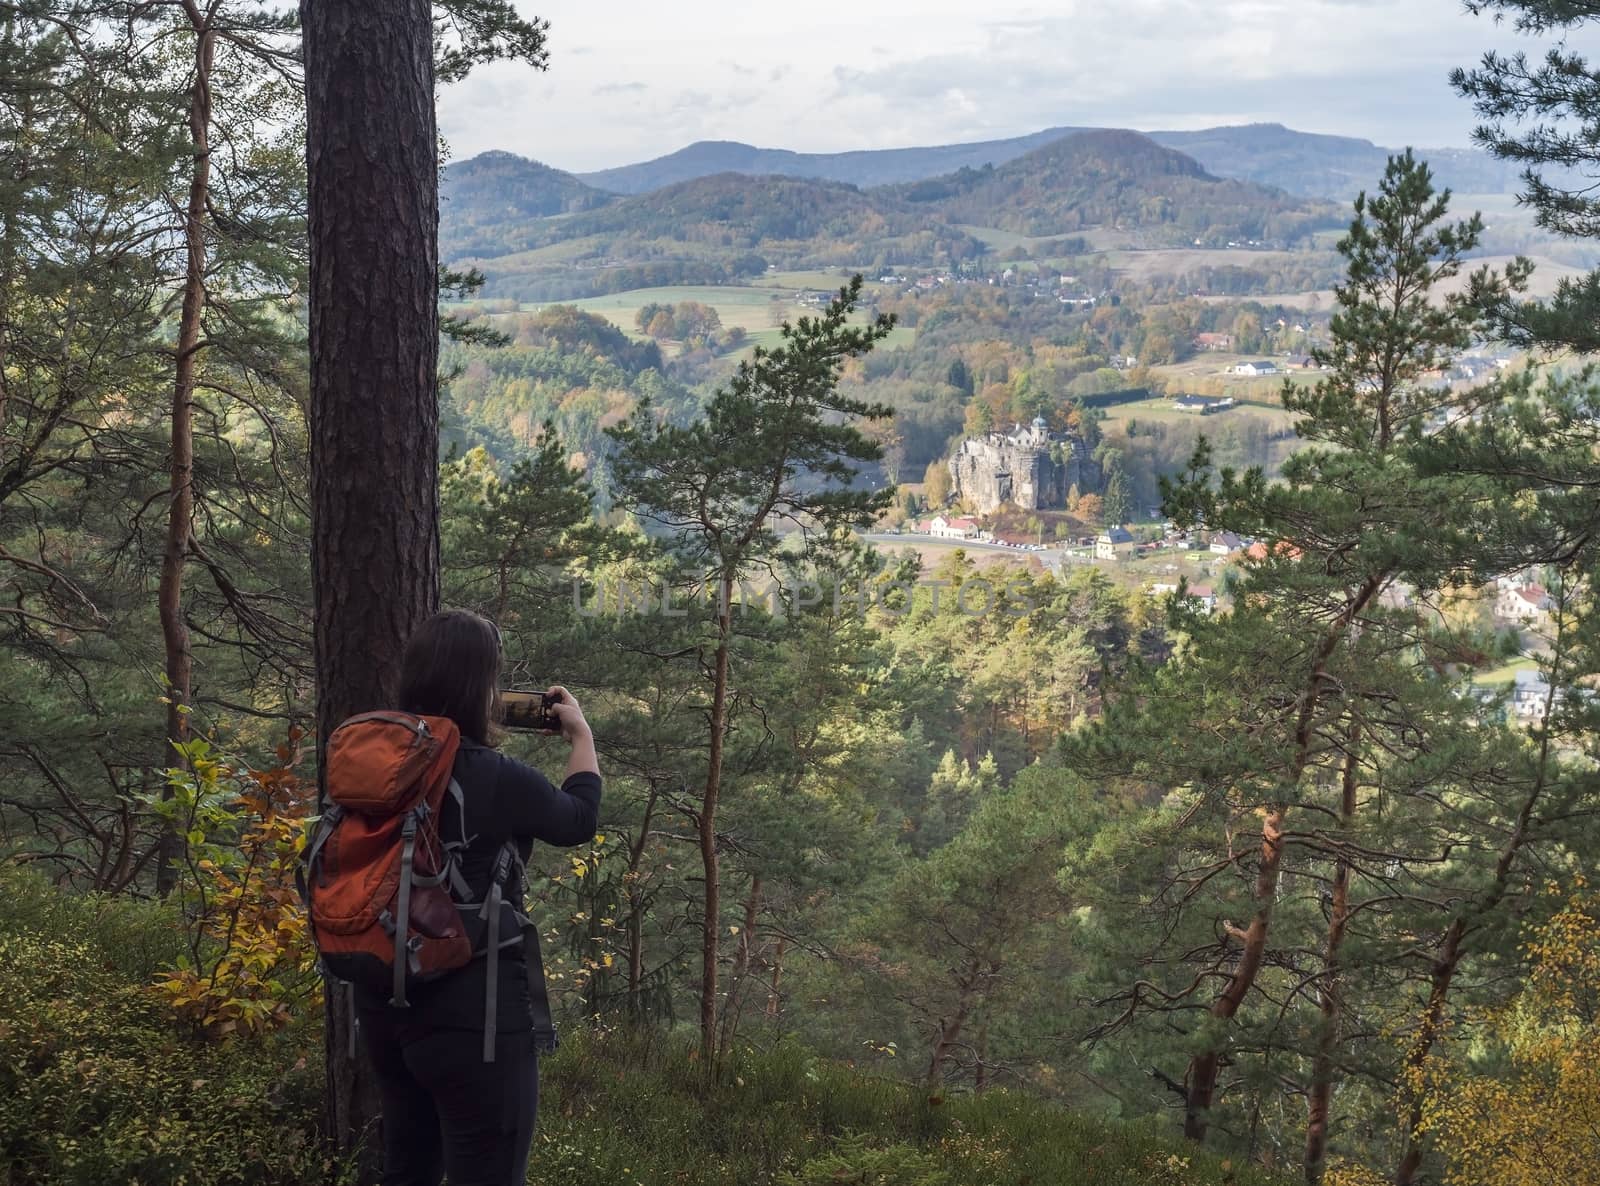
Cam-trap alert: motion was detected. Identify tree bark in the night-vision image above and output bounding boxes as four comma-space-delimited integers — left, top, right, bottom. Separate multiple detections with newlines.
302, 0, 440, 1173
699, 571, 734, 1069
1304, 725, 1360, 1185
155, 5, 215, 897
1185, 804, 1284, 1140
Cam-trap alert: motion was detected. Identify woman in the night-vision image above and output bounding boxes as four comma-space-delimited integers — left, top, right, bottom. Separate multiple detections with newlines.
355, 608, 601, 1186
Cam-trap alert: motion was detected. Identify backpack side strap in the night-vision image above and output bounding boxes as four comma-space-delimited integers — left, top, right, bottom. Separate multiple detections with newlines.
391, 811, 419, 1008
295, 804, 345, 907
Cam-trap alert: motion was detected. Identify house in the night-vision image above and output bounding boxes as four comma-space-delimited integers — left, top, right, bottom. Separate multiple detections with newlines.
1172, 395, 1236, 415
1511, 668, 1559, 719
1209, 531, 1245, 556
927, 516, 979, 540
1229, 360, 1280, 377
1095, 527, 1135, 561
1193, 332, 1234, 352
1291, 355, 1319, 370
1497, 583, 1553, 623
1149, 581, 1218, 613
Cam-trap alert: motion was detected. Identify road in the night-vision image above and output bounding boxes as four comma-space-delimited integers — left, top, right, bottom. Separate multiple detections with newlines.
857, 532, 1085, 560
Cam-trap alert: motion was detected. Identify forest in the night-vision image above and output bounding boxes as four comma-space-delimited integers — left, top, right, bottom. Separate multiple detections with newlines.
3, 3, 1600, 1186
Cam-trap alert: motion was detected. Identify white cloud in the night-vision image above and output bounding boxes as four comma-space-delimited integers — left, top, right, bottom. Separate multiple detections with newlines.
434, 0, 1593, 172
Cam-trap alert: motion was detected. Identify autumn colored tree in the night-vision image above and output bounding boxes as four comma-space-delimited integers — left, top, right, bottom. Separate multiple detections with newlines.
1421, 885, 1600, 1186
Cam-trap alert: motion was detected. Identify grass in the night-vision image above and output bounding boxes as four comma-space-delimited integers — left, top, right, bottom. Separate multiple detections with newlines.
755, 269, 879, 290
543, 286, 789, 332
1471, 657, 1538, 685
526, 285, 917, 362
1099, 395, 1300, 431
533, 1027, 1287, 1186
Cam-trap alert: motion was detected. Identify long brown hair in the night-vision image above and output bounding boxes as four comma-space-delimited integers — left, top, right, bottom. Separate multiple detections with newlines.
398, 609, 503, 745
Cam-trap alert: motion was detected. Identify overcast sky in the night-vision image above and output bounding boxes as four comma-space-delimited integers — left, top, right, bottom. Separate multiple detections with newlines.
436, 0, 1578, 174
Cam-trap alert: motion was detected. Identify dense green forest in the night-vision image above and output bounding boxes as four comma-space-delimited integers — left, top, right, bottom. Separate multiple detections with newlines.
5, 3, 1600, 1186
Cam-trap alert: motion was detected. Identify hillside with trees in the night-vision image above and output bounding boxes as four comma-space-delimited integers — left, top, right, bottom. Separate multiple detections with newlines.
440, 150, 615, 257
894, 129, 1342, 245
444, 132, 1342, 299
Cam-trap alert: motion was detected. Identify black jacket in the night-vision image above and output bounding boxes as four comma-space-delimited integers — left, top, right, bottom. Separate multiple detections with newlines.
354, 740, 601, 1039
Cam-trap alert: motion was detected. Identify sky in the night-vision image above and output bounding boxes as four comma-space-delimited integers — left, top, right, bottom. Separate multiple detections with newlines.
436, 0, 1578, 174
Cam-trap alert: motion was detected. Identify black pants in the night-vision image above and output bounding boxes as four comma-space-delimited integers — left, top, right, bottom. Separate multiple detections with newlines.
362, 1017, 541, 1186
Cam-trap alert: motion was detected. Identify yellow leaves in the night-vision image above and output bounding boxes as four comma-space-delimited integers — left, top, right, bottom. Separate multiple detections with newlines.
149, 751, 318, 1040
1421, 886, 1600, 1186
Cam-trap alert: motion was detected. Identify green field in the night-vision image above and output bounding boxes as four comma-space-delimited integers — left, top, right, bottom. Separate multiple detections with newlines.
527, 285, 793, 340
517, 285, 918, 359
1098, 394, 1300, 431
1471, 657, 1538, 685
755, 268, 880, 290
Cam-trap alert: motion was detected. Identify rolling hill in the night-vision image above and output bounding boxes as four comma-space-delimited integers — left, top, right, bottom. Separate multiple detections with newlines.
889, 129, 1342, 246
440, 150, 615, 258
450, 171, 990, 301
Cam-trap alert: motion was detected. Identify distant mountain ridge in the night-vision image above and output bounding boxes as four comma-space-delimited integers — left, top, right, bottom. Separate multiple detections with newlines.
444, 129, 1343, 300
564, 122, 1525, 201
576, 128, 1091, 195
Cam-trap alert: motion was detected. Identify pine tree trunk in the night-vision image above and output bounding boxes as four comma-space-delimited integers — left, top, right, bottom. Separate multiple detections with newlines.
302, 0, 440, 1173
925, 989, 972, 1091
700, 572, 733, 1069
1185, 804, 1284, 1140
155, 8, 215, 898
766, 933, 786, 1018
1304, 726, 1360, 1184
624, 783, 657, 1022
974, 1017, 990, 1092
718, 874, 761, 1054
1185, 574, 1384, 1143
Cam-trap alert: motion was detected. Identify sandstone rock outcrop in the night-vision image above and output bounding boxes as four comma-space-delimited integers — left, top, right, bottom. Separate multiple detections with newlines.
948, 417, 1097, 514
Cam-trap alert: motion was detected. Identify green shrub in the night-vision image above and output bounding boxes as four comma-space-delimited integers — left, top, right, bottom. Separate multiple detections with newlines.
0, 860, 188, 981
776, 1132, 950, 1185
0, 929, 327, 1186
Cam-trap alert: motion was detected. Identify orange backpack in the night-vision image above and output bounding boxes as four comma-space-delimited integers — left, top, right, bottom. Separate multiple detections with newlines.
300, 710, 555, 1062
300, 711, 474, 1007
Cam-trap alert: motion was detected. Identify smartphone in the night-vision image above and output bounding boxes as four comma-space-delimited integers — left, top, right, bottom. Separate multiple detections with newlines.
500, 688, 562, 733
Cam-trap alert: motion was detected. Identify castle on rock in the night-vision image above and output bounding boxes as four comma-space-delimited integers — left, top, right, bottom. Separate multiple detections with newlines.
948, 417, 1096, 514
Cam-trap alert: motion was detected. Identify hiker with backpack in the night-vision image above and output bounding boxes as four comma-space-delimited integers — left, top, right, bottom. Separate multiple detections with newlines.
302, 609, 601, 1186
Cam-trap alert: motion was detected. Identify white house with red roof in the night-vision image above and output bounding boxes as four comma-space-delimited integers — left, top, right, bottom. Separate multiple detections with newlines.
1496, 582, 1553, 624
927, 515, 980, 540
